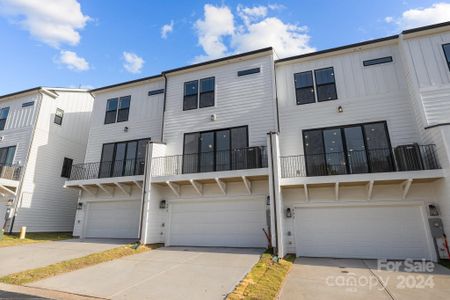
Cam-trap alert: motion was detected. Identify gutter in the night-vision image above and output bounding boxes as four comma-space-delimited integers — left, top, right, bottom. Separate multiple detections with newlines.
8, 91, 44, 233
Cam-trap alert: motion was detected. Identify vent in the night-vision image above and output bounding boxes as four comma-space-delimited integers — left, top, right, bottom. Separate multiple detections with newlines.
363, 56, 393, 67
237, 67, 260, 77
148, 89, 165, 96
22, 101, 34, 107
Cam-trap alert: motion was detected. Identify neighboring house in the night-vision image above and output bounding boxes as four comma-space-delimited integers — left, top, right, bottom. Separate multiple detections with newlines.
0, 87, 93, 232
65, 21, 450, 262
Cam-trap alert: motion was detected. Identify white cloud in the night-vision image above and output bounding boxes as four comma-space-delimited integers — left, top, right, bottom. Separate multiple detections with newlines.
194, 4, 235, 61
58, 50, 89, 71
193, 4, 314, 61
122, 51, 144, 74
0, 0, 90, 48
385, 2, 450, 30
161, 20, 174, 39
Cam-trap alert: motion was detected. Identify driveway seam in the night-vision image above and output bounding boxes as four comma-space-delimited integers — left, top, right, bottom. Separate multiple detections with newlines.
362, 259, 395, 300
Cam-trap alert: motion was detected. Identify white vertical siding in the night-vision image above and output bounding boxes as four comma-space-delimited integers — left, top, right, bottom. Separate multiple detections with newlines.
83, 79, 164, 163
163, 54, 277, 155
13, 90, 93, 232
276, 43, 422, 156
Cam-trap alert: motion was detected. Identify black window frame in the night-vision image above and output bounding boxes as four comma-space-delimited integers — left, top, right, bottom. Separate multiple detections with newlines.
182, 125, 249, 173
183, 80, 199, 111
294, 71, 315, 105
54, 108, 64, 125
302, 121, 394, 176
363, 56, 393, 67
237, 67, 260, 77
104, 98, 118, 124
443, 43, 450, 72
99, 137, 150, 178
117, 96, 131, 123
199, 77, 215, 108
0, 107, 10, 131
60, 157, 73, 178
314, 67, 338, 102
104, 96, 131, 124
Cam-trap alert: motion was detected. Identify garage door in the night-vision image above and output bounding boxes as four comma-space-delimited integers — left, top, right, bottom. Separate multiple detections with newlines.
294, 205, 432, 260
85, 200, 140, 239
169, 198, 267, 248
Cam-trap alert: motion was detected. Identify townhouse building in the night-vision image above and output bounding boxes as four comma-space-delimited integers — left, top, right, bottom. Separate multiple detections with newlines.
65, 21, 450, 262
0, 87, 93, 232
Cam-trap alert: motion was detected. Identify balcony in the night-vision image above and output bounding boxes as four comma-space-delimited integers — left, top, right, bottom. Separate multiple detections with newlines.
280, 144, 440, 178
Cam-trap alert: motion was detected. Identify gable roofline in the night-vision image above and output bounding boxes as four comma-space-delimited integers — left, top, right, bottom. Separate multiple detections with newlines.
90, 74, 163, 93
0, 87, 42, 100
276, 21, 450, 64
162, 47, 273, 75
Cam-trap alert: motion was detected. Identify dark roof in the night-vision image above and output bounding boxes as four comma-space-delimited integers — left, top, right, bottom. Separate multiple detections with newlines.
0, 87, 42, 100
90, 74, 162, 93
277, 21, 450, 64
276, 35, 399, 63
162, 47, 273, 74
402, 21, 450, 34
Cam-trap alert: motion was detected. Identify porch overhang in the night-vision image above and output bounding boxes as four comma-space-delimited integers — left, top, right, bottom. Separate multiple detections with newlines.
64, 175, 144, 196
0, 178, 20, 198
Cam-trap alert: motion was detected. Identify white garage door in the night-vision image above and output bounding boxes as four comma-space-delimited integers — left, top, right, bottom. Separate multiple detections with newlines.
169, 198, 267, 248
85, 200, 141, 239
294, 205, 432, 260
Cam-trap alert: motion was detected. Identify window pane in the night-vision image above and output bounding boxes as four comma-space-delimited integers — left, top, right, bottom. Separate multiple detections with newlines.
231, 127, 248, 170
117, 108, 129, 122
296, 88, 315, 105
106, 98, 118, 111
0, 119, 6, 131
183, 133, 199, 173
317, 83, 337, 101
5, 146, 15, 165
443, 43, 450, 70
363, 122, 394, 172
104, 111, 117, 124
200, 77, 214, 92
216, 129, 230, 171
0, 148, 7, 165
136, 139, 149, 175
323, 129, 346, 175
112, 143, 126, 176
314, 67, 335, 85
295, 72, 315, 105
344, 126, 368, 174
183, 95, 198, 110
200, 132, 214, 172
124, 141, 137, 176
119, 96, 130, 108
54, 108, 63, 125
303, 129, 326, 176
199, 91, 214, 108
184, 81, 198, 96
99, 143, 114, 178
295, 71, 313, 88
0, 107, 10, 120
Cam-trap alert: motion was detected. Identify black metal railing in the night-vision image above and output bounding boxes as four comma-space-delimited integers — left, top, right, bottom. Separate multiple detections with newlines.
69, 158, 145, 181
0, 164, 22, 181
280, 144, 440, 178
151, 146, 268, 177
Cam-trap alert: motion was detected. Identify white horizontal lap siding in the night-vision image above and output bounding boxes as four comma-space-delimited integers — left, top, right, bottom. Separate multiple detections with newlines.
84, 80, 164, 163
402, 32, 450, 125
14, 91, 93, 232
163, 55, 276, 155
276, 44, 422, 156
0, 93, 39, 165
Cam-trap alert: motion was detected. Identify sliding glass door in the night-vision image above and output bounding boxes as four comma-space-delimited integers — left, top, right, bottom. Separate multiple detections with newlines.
303, 122, 394, 176
183, 126, 249, 174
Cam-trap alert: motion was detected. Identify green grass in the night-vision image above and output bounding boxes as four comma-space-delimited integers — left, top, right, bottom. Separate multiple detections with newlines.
227, 251, 296, 300
0, 232, 73, 248
440, 259, 450, 270
0, 243, 162, 285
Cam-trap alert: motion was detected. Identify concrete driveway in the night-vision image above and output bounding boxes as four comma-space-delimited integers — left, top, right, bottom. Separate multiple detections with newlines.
279, 257, 450, 300
0, 239, 129, 277
29, 247, 262, 300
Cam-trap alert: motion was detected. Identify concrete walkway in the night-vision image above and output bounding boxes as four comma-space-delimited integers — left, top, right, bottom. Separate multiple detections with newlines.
29, 247, 262, 300
279, 257, 450, 300
0, 238, 129, 277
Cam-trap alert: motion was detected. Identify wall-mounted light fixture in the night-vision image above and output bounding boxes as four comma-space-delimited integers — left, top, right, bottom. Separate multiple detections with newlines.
266, 195, 270, 206
337, 106, 343, 113
286, 208, 292, 218
124, 126, 129, 132
77, 202, 83, 210
210, 114, 217, 121
429, 204, 440, 216
159, 200, 166, 209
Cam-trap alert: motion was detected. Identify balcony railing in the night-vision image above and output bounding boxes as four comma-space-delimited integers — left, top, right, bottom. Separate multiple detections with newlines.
151, 146, 268, 177
280, 144, 440, 178
69, 158, 145, 181
0, 164, 22, 181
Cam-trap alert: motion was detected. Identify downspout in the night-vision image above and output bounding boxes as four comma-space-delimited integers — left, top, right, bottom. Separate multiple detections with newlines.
137, 141, 151, 242
9, 91, 44, 233
268, 132, 279, 254
160, 74, 168, 143
272, 55, 281, 132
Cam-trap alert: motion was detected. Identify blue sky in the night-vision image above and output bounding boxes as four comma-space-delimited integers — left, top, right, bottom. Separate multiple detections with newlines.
0, 0, 449, 94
